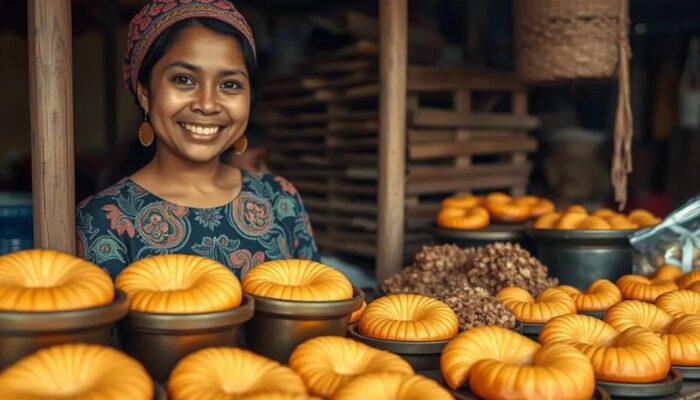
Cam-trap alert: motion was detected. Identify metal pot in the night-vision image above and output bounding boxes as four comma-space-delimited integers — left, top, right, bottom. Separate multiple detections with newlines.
118, 293, 254, 383
245, 287, 364, 363
527, 227, 634, 290
0, 289, 128, 369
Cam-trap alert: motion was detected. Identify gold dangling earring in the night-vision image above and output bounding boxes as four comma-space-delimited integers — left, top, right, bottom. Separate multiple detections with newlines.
234, 135, 248, 155
138, 113, 154, 147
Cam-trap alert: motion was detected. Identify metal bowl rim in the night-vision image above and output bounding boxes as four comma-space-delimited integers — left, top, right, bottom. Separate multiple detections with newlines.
431, 223, 526, 241
347, 322, 524, 353
123, 293, 254, 331
449, 383, 609, 400
511, 321, 524, 333
579, 310, 607, 319
672, 365, 700, 380
0, 289, 128, 331
250, 287, 364, 317
526, 225, 637, 240
673, 365, 700, 370
347, 324, 448, 354
521, 322, 544, 334
594, 385, 611, 400
595, 368, 683, 396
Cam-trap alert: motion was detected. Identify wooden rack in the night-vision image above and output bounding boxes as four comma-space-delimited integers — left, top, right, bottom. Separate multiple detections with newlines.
261, 32, 540, 262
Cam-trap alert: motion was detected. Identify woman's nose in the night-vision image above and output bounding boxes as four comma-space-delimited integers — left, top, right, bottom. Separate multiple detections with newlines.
192, 85, 220, 114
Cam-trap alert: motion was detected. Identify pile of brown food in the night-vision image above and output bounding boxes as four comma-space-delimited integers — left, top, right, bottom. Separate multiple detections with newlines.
465, 242, 558, 296
382, 242, 557, 329
383, 242, 557, 297
382, 244, 470, 296
436, 284, 517, 330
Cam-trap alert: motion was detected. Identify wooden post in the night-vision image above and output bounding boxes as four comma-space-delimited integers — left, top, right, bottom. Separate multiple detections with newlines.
377, 0, 407, 282
28, 0, 76, 254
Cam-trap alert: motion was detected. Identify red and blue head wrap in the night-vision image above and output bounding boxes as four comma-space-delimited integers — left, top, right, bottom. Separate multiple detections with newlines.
123, 0, 256, 95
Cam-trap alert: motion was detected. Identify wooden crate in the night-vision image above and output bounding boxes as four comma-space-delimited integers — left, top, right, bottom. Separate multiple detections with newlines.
403, 66, 539, 227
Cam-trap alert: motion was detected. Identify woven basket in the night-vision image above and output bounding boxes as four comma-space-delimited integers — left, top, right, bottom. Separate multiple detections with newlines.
514, 0, 628, 83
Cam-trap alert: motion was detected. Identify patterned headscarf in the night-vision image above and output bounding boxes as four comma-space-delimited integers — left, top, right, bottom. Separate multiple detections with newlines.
123, 0, 256, 94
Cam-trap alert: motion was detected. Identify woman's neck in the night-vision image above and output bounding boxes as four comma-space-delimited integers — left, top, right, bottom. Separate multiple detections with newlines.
148, 149, 223, 187
130, 148, 242, 208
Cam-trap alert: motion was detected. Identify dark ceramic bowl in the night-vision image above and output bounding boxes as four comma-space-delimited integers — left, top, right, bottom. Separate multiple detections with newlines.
0, 289, 128, 369
245, 287, 364, 363
119, 293, 254, 383
527, 227, 635, 290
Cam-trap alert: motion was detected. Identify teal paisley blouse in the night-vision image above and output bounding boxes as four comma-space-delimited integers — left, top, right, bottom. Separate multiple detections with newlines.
76, 170, 319, 279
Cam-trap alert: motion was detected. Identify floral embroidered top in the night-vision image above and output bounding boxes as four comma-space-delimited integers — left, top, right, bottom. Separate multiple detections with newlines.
76, 170, 320, 280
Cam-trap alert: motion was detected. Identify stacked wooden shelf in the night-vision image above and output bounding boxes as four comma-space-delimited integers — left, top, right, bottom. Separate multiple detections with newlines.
259, 13, 540, 261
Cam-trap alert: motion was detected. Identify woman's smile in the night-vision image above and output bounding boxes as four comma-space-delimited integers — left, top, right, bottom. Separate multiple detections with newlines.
178, 122, 224, 141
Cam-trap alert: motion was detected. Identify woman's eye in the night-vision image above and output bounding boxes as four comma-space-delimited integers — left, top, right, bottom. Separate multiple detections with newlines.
172, 75, 194, 85
221, 81, 242, 90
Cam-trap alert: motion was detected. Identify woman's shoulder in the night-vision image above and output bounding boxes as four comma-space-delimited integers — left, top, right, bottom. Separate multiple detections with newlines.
243, 170, 301, 198
77, 178, 142, 213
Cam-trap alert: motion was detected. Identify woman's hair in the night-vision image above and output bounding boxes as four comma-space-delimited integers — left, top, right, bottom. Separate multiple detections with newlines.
137, 17, 259, 105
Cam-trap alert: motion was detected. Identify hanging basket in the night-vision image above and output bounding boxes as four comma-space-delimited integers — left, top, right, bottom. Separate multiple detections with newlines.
514, 0, 634, 208
514, 0, 628, 83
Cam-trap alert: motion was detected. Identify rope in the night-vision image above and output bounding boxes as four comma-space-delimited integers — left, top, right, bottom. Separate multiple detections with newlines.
612, 0, 633, 210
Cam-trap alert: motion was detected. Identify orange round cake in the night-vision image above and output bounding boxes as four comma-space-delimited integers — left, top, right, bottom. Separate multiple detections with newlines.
558, 279, 621, 311
0, 249, 114, 312
616, 275, 678, 302
243, 259, 352, 301
441, 326, 595, 399
497, 287, 576, 323
436, 206, 490, 229
0, 343, 152, 400
333, 372, 452, 400
540, 314, 671, 383
358, 294, 458, 341
116, 254, 242, 313
168, 348, 307, 399
289, 336, 413, 398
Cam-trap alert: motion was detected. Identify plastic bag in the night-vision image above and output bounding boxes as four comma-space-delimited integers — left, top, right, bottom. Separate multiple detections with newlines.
630, 195, 700, 275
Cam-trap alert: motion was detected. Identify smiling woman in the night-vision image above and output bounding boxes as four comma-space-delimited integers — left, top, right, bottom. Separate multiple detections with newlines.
76, 0, 319, 280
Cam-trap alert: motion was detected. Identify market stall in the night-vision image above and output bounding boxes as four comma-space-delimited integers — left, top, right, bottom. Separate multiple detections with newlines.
7, 0, 700, 398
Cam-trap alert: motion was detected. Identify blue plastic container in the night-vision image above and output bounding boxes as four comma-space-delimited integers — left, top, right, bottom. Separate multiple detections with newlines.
0, 193, 33, 255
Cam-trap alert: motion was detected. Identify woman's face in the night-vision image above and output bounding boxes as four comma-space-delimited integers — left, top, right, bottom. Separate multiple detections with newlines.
137, 24, 251, 164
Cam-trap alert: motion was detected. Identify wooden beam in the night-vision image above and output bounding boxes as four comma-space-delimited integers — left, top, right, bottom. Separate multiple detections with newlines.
408, 137, 537, 160
377, 0, 407, 282
407, 66, 524, 92
411, 108, 540, 130
28, 0, 75, 254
